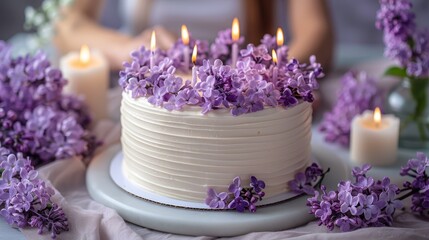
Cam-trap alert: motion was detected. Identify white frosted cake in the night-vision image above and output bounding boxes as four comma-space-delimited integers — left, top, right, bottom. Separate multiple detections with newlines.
117, 26, 323, 210
121, 91, 312, 202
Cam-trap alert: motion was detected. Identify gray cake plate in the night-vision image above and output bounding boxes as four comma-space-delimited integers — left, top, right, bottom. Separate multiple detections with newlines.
86, 143, 345, 237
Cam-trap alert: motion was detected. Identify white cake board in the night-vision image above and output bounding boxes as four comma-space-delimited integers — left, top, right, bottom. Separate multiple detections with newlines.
86, 144, 346, 237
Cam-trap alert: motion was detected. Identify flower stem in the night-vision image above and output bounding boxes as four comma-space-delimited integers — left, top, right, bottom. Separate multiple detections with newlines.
408, 77, 428, 140
396, 188, 419, 201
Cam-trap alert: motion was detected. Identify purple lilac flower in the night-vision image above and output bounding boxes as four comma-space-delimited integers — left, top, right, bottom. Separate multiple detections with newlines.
399, 152, 429, 215
126, 77, 147, 98
210, 28, 245, 64
0, 41, 97, 166
319, 71, 383, 147
119, 31, 324, 115
303, 162, 402, 232
206, 176, 265, 213
0, 149, 68, 238
168, 37, 209, 71
376, 0, 429, 78
205, 188, 228, 209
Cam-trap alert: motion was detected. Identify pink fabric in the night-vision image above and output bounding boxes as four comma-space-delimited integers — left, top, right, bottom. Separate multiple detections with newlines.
19, 88, 429, 240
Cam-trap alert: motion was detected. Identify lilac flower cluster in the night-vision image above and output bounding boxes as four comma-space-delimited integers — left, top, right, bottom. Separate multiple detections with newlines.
205, 176, 265, 212
167, 37, 209, 73
0, 147, 68, 239
119, 29, 323, 116
0, 41, 97, 165
376, 0, 429, 78
289, 163, 326, 195
210, 28, 245, 64
319, 71, 383, 147
307, 164, 402, 231
399, 152, 429, 215
259, 34, 288, 64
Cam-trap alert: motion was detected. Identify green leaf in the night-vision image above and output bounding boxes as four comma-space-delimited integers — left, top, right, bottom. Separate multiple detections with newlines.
384, 66, 407, 78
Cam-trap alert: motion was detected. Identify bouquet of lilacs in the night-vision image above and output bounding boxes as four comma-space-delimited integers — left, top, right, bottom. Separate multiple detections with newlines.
376, 0, 429, 140
0, 41, 97, 237
319, 71, 383, 147
0, 147, 68, 239
119, 29, 324, 116
0, 41, 97, 165
289, 152, 429, 232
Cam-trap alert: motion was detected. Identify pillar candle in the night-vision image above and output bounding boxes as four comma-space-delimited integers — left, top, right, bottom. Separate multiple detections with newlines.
350, 108, 400, 166
60, 45, 109, 125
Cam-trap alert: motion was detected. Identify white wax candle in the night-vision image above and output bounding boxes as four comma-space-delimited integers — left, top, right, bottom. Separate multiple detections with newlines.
231, 18, 240, 68
276, 49, 282, 66
191, 65, 197, 86
232, 43, 238, 68
272, 66, 278, 86
350, 109, 400, 166
60, 47, 109, 125
150, 30, 156, 70
184, 46, 190, 71
276, 27, 284, 66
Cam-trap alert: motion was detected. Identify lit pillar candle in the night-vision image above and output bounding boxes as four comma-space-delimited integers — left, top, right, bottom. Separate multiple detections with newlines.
276, 28, 284, 65
271, 49, 278, 86
191, 45, 198, 86
150, 30, 156, 70
60, 45, 109, 125
231, 18, 240, 68
181, 25, 190, 72
350, 107, 400, 166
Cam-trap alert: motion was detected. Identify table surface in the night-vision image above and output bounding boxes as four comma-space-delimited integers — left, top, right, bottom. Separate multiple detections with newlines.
0, 40, 415, 240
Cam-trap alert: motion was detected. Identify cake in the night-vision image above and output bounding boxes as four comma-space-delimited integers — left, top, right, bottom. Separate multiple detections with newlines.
121, 92, 312, 202
117, 28, 322, 210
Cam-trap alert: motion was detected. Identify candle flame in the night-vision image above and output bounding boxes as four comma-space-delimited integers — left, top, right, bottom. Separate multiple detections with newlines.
181, 25, 190, 45
80, 45, 90, 64
272, 49, 278, 64
192, 45, 197, 65
276, 28, 284, 46
374, 107, 381, 125
232, 18, 240, 42
150, 30, 156, 51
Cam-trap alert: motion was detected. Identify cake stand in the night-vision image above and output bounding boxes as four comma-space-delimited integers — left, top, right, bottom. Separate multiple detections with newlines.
86, 144, 346, 236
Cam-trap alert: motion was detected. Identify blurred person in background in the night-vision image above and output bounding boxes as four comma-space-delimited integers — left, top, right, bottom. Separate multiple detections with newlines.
53, 0, 334, 71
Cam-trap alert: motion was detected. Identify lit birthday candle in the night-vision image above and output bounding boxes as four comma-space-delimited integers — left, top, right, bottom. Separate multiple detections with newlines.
60, 45, 109, 125
350, 107, 400, 166
191, 45, 198, 86
150, 30, 156, 70
231, 18, 240, 68
276, 28, 284, 65
181, 25, 190, 72
272, 49, 278, 86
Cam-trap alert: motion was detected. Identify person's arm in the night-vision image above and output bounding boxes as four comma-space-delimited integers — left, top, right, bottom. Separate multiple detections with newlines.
287, 0, 334, 72
54, 0, 175, 70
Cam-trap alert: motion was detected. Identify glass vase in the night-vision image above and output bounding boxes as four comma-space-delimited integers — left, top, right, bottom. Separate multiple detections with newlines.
386, 77, 429, 149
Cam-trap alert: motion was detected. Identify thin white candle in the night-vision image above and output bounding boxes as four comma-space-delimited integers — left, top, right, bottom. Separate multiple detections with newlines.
350, 107, 400, 166
276, 27, 284, 65
231, 18, 240, 68
181, 25, 190, 72
191, 45, 198, 86
271, 50, 278, 86
60, 45, 109, 125
150, 30, 156, 70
